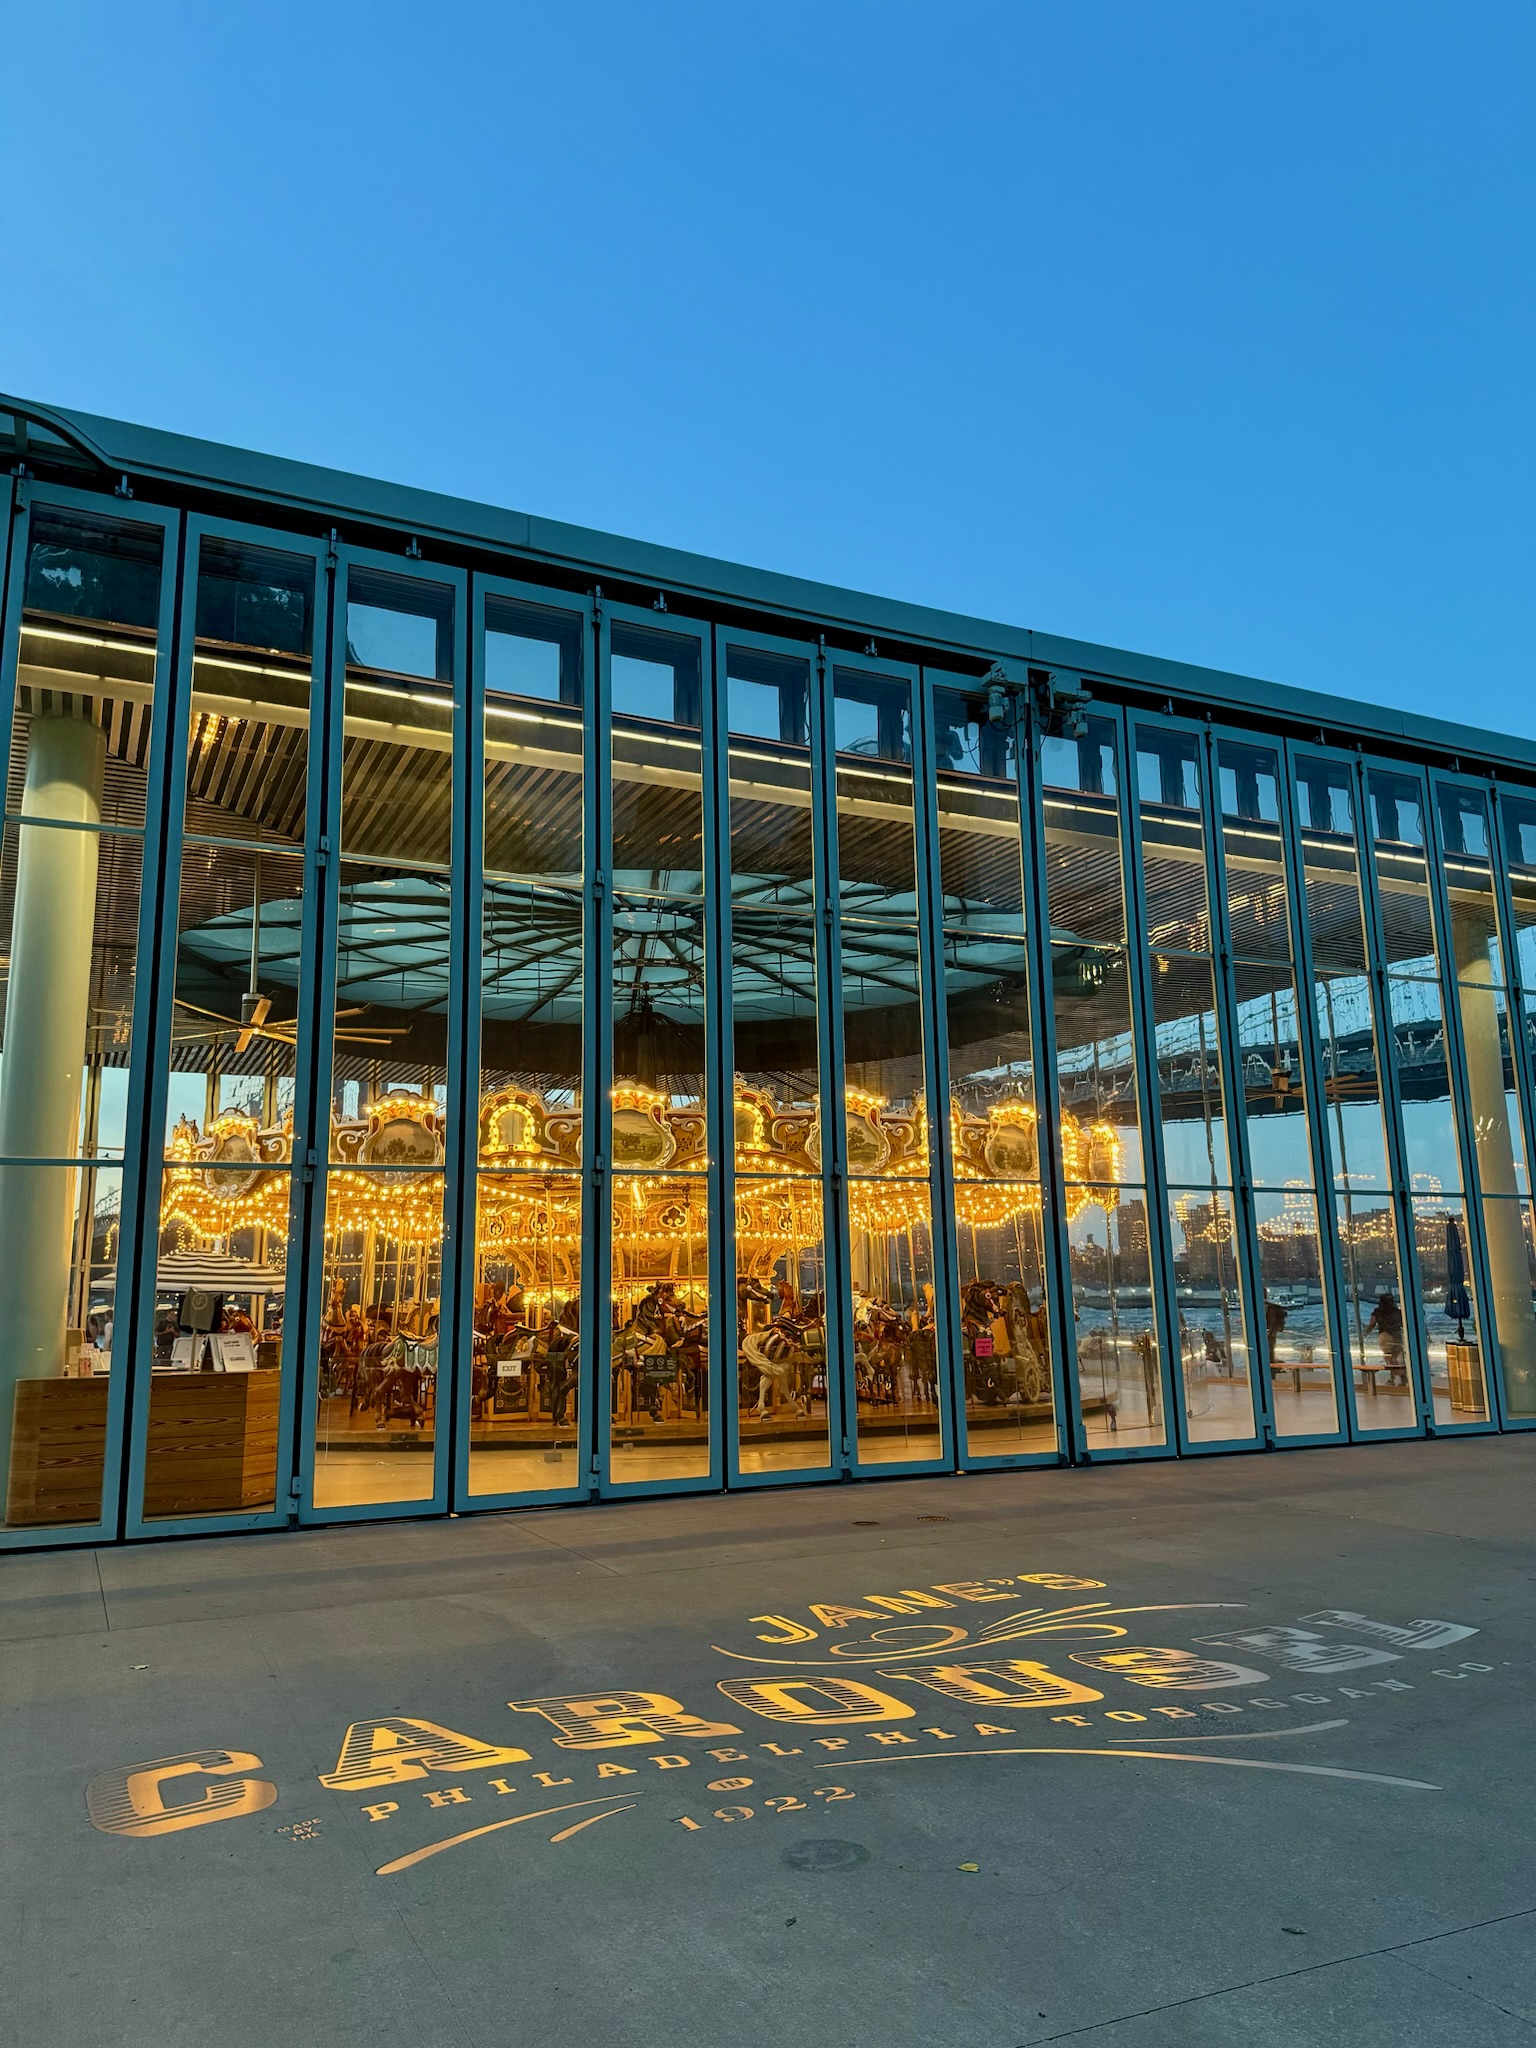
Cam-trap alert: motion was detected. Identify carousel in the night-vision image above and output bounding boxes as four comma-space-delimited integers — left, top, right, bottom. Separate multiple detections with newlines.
159, 1076, 1124, 1445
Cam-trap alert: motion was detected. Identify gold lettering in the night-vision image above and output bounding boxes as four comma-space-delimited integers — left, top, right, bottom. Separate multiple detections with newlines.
717, 1676, 915, 1726
893, 1661, 1103, 1709
362, 1802, 399, 1822
510, 1692, 741, 1750
860, 1591, 957, 1615
87, 1750, 277, 1838
931, 1582, 1014, 1603
650, 1755, 691, 1770
750, 1615, 820, 1644
596, 1763, 639, 1779
807, 1604, 884, 1629
320, 1719, 529, 1792
866, 1731, 915, 1746
422, 1787, 471, 1807
533, 1772, 574, 1787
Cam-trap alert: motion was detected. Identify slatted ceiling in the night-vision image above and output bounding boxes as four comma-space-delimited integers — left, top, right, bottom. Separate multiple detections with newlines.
184, 715, 307, 844
1302, 870, 1370, 971
835, 813, 915, 892
1045, 839, 1125, 946
939, 828, 1023, 921
612, 781, 704, 868
483, 757, 583, 876
1375, 880, 1438, 972
729, 797, 815, 881
341, 738, 453, 866
1139, 846, 1212, 953
1225, 864, 1292, 961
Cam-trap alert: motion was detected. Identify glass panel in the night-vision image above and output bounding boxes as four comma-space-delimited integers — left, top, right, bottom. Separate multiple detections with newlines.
165, 842, 304, 1146
0, 822, 142, 1159
1254, 1190, 1337, 1435
187, 541, 313, 851
733, 912, 819, 1163
485, 594, 582, 707
1043, 716, 1126, 948
727, 647, 814, 912
735, 1176, 831, 1473
329, 864, 452, 1148
469, 1172, 582, 1495
1388, 976, 1463, 1194
1052, 944, 1144, 1166
1136, 728, 1211, 954
315, 1169, 442, 1507
1412, 1195, 1490, 1425
1298, 755, 1419, 1433
946, 936, 1053, 1455
342, 569, 456, 868
610, 1174, 710, 1482
840, 927, 927, 1142
0, 1162, 120, 1530
1168, 1187, 1252, 1441
146, 1166, 287, 1517
1150, 954, 1231, 1185
1234, 961, 1336, 1435
15, 508, 161, 831
611, 623, 704, 896
832, 666, 917, 922
1482, 1195, 1536, 1420
849, 1179, 940, 1464
934, 683, 1023, 935
1068, 1193, 1163, 1449
480, 888, 582, 1159
1219, 740, 1291, 962
484, 600, 584, 889
1370, 768, 1438, 977
612, 897, 706, 1136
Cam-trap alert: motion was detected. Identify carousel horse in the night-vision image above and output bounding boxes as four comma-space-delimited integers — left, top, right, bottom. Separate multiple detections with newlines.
743, 1311, 817, 1418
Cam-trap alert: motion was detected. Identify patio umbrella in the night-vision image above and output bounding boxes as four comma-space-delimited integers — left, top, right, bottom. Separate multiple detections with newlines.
1444, 1217, 1471, 1343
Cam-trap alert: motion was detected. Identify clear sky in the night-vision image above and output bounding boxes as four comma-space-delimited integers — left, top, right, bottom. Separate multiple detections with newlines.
2, 2, 1530, 730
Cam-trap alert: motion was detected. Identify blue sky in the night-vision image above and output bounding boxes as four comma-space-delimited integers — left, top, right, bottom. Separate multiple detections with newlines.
2, 2, 1530, 730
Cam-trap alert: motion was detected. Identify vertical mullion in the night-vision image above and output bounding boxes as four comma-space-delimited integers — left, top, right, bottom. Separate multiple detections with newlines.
1021, 688, 1082, 1461
1352, 753, 1435, 1427
446, 578, 481, 1506
712, 628, 742, 1484
1199, 721, 1272, 1443
916, 667, 963, 1464
296, 542, 347, 1513
1275, 736, 1357, 1438
1423, 773, 1501, 1428
118, 507, 186, 1537
588, 598, 613, 1494
814, 639, 853, 1472
1121, 706, 1186, 1451
1489, 783, 1536, 1428
699, 626, 726, 1488
912, 668, 957, 1467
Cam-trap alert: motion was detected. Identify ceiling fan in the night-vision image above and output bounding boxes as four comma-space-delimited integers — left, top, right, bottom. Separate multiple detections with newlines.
173, 996, 407, 1052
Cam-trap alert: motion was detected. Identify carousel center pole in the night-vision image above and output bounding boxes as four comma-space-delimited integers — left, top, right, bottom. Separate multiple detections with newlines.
0, 712, 107, 1486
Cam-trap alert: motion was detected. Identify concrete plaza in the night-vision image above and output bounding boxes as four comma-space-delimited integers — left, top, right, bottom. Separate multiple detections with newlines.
4, 1436, 1534, 2046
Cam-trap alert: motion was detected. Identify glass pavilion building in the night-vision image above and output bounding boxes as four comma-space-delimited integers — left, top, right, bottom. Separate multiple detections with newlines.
2, 393, 1534, 1549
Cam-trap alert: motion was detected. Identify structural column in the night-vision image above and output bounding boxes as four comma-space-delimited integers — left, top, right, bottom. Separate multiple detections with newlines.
0, 711, 106, 1483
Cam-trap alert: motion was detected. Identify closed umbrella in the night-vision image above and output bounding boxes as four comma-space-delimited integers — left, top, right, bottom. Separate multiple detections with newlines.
1444, 1218, 1471, 1343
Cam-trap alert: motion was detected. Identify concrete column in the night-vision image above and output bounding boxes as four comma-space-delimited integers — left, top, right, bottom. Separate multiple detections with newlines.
0, 712, 106, 1489
1453, 928, 1536, 1416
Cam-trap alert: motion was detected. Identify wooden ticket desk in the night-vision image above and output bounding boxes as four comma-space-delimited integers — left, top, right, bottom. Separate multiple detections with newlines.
7, 1371, 282, 1527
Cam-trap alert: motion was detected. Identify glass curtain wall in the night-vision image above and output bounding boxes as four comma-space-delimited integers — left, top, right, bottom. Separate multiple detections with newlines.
831, 663, 942, 1467
932, 677, 1054, 1458
1216, 738, 1339, 1438
1368, 766, 1491, 1425
146, 530, 318, 1521
1041, 714, 1164, 1449
311, 563, 461, 1509
469, 591, 587, 1497
0, 503, 163, 1532
1293, 753, 1419, 1431
725, 639, 833, 1476
1435, 781, 1536, 1421
1492, 790, 1536, 1421
606, 617, 712, 1485
1134, 725, 1254, 1444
